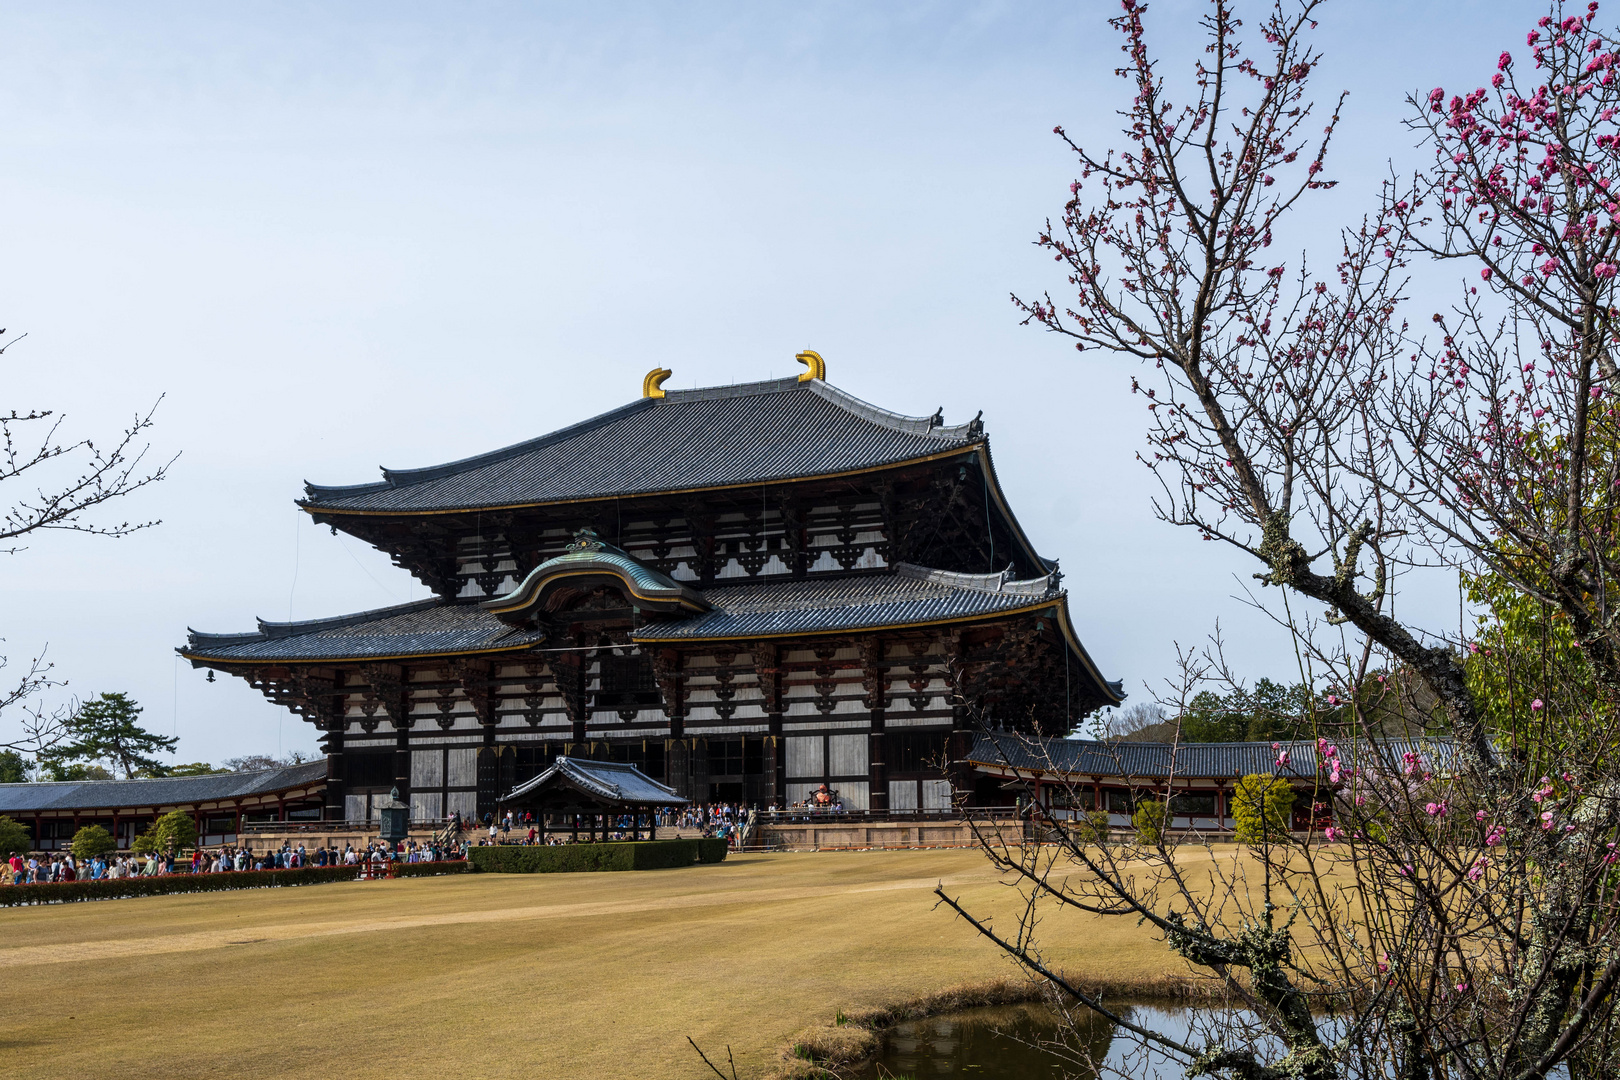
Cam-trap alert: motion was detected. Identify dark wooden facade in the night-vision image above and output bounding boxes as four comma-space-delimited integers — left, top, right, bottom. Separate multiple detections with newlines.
182, 366, 1120, 821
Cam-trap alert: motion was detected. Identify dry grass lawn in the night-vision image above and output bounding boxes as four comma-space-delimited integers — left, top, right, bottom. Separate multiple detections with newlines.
0, 848, 1204, 1080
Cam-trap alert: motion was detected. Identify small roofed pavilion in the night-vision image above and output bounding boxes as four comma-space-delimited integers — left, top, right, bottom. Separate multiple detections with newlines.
499, 757, 687, 843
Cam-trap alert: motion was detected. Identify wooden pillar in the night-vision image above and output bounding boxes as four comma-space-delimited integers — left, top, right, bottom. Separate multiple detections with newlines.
862, 638, 890, 813
393, 726, 411, 804
571, 812, 579, 844
653, 650, 688, 799
556, 648, 588, 750
756, 642, 785, 806
323, 726, 346, 821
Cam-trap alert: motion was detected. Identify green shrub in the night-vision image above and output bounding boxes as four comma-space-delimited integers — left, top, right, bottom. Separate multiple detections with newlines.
1073, 809, 1111, 845
391, 859, 469, 879
468, 839, 710, 873
71, 825, 118, 861
133, 809, 197, 856
695, 838, 729, 864
0, 815, 31, 857
1232, 773, 1296, 844
1132, 800, 1168, 845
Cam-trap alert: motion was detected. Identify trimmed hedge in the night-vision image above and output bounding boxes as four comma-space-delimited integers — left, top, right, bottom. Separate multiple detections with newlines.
0, 865, 358, 906
469, 838, 728, 873
393, 859, 470, 879
0, 858, 469, 906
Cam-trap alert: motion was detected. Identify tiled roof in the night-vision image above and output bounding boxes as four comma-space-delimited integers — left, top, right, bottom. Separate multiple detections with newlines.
632, 563, 1061, 641
0, 761, 328, 815
966, 733, 1457, 781
499, 757, 687, 807
183, 599, 548, 663
301, 378, 981, 513
181, 566, 1118, 705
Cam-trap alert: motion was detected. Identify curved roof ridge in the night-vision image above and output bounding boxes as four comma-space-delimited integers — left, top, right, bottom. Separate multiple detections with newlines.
302, 398, 657, 500
804, 380, 980, 439
893, 562, 1058, 597
483, 530, 709, 620
253, 597, 446, 639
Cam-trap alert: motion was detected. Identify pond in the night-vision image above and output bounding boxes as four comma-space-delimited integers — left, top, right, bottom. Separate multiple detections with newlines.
852, 1002, 1204, 1080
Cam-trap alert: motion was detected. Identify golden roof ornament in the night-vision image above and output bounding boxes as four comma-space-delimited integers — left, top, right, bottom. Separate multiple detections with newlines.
796, 350, 826, 382
642, 367, 672, 399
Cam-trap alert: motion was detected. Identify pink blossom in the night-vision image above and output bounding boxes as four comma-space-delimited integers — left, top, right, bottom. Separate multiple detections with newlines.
1476, 810, 1488, 822
1597, 262, 1619, 279
1324, 826, 1341, 842
1481, 267, 1493, 280
1531, 698, 1544, 711
1541, 810, 1556, 829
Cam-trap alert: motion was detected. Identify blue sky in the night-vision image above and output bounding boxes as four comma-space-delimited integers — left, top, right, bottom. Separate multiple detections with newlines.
0, 1, 1535, 763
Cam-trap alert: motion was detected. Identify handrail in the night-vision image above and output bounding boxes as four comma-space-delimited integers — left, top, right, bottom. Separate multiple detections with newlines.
735, 807, 758, 848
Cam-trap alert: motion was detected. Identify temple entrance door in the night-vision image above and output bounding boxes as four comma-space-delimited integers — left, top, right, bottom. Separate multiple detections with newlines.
476, 747, 498, 821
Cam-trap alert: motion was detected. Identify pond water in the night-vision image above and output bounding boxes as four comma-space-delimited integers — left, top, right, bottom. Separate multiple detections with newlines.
852, 1002, 1200, 1080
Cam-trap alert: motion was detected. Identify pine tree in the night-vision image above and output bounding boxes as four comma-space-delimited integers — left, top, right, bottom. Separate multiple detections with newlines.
40, 692, 176, 779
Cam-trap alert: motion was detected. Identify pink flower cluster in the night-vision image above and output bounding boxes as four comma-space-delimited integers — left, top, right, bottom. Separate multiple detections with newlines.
1316, 738, 1343, 783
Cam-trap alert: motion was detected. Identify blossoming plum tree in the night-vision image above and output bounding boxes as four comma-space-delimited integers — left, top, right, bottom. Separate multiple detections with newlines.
943, 3, 1620, 1078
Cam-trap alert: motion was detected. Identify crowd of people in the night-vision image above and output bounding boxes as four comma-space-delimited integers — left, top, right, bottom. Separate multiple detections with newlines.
3, 837, 472, 884
4, 798, 859, 880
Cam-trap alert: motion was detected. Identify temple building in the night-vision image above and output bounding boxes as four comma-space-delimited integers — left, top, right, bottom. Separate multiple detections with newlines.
180, 354, 1121, 824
